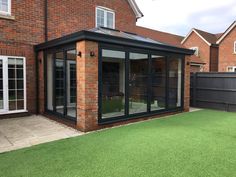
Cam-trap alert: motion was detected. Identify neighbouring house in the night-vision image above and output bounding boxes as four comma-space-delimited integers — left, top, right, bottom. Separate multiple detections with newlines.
181, 28, 220, 72
216, 21, 236, 72
0, 0, 193, 132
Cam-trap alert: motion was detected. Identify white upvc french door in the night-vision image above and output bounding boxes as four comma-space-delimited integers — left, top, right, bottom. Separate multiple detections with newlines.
0, 55, 26, 114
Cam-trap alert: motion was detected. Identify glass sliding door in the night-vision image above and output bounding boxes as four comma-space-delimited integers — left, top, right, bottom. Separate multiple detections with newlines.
129, 53, 148, 114
55, 52, 65, 115
66, 49, 77, 118
101, 49, 126, 119
46, 48, 77, 120
99, 45, 185, 123
151, 55, 166, 111
168, 57, 182, 108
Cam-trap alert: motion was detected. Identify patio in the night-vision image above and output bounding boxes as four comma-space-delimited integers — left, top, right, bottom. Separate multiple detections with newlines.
0, 116, 82, 153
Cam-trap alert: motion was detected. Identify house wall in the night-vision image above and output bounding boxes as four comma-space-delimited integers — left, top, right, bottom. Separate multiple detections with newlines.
47, 0, 137, 40
0, 0, 45, 115
183, 32, 211, 72
218, 27, 236, 72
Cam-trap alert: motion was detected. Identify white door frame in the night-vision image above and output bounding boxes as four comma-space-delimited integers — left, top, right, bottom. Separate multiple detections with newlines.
0, 55, 27, 114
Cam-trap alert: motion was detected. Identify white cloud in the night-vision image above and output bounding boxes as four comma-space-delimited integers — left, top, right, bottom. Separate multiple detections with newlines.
135, 0, 236, 35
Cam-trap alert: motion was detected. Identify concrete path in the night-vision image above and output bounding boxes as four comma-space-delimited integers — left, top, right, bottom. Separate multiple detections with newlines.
0, 115, 83, 153
190, 107, 202, 112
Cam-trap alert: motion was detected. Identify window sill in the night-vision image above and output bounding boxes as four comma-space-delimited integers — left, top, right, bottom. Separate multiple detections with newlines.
0, 14, 15, 20
0, 110, 28, 115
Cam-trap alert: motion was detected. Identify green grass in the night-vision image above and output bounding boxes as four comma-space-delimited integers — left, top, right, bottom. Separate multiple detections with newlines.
1, 110, 236, 177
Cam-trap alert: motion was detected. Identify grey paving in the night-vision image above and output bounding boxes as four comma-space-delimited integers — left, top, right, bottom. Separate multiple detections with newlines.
0, 115, 83, 153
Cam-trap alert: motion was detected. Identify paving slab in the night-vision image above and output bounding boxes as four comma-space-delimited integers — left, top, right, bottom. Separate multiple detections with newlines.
0, 115, 83, 153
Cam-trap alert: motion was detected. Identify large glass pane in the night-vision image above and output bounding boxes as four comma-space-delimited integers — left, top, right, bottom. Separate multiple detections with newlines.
151, 55, 166, 111
169, 57, 182, 108
55, 52, 64, 115
102, 49, 126, 119
66, 49, 76, 118
129, 53, 148, 114
96, 8, 105, 27
0, 0, 8, 12
107, 12, 114, 29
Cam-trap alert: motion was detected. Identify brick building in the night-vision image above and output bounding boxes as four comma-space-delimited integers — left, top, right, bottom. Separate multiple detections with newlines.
182, 21, 236, 73
0, 0, 193, 132
181, 28, 220, 72
216, 21, 236, 72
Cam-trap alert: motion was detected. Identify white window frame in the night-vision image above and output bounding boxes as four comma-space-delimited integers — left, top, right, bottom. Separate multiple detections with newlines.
0, 0, 11, 15
190, 47, 199, 56
96, 6, 115, 29
227, 66, 236, 72
0, 55, 27, 114
234, 41, 236, 54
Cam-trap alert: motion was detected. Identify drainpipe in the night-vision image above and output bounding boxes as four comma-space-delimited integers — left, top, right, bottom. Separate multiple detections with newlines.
44, 0, 48, 42
35, 0, 48, 114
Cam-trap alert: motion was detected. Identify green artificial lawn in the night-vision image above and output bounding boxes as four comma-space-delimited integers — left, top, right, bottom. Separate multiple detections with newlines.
1, 110, 236, 177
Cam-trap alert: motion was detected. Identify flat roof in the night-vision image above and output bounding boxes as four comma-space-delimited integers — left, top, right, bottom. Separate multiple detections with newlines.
35, 27, 194, 55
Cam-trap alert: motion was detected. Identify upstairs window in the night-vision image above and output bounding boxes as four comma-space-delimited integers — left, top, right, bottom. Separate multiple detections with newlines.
190, 47, 199, 56
0, 0, 11, 15
96, 7, 115, 29
234, 41, 236, 54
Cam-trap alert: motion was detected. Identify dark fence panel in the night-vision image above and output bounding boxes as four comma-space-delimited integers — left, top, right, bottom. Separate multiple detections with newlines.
190, 72, 236, 112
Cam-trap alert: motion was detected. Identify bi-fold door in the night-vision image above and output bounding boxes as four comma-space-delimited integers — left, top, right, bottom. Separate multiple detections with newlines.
46, 49, 77, 121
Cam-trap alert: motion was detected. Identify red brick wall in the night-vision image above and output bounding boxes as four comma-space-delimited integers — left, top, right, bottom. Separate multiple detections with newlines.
184, 56, 190, 112
76, 41, 99, 131
0, 0, 45, 114
38, 51, 45, 114
47, 0, 137, 40
183, 32, 211, 72
0, 0, 45, 45
210, 46, 219, 72
218, 27, 236, 72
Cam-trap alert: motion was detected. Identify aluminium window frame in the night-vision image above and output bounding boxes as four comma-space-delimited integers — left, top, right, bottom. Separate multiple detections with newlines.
0, 55, 27, 115
96, 6, 115, 29
98, 43, 185, 124
0, 0, 11, 15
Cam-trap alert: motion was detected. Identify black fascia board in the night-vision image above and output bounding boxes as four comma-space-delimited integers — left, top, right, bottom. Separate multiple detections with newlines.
35, 30, 194, 55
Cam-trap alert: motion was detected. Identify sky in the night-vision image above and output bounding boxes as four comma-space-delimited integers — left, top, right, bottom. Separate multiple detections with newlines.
135, 0, 236, 36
